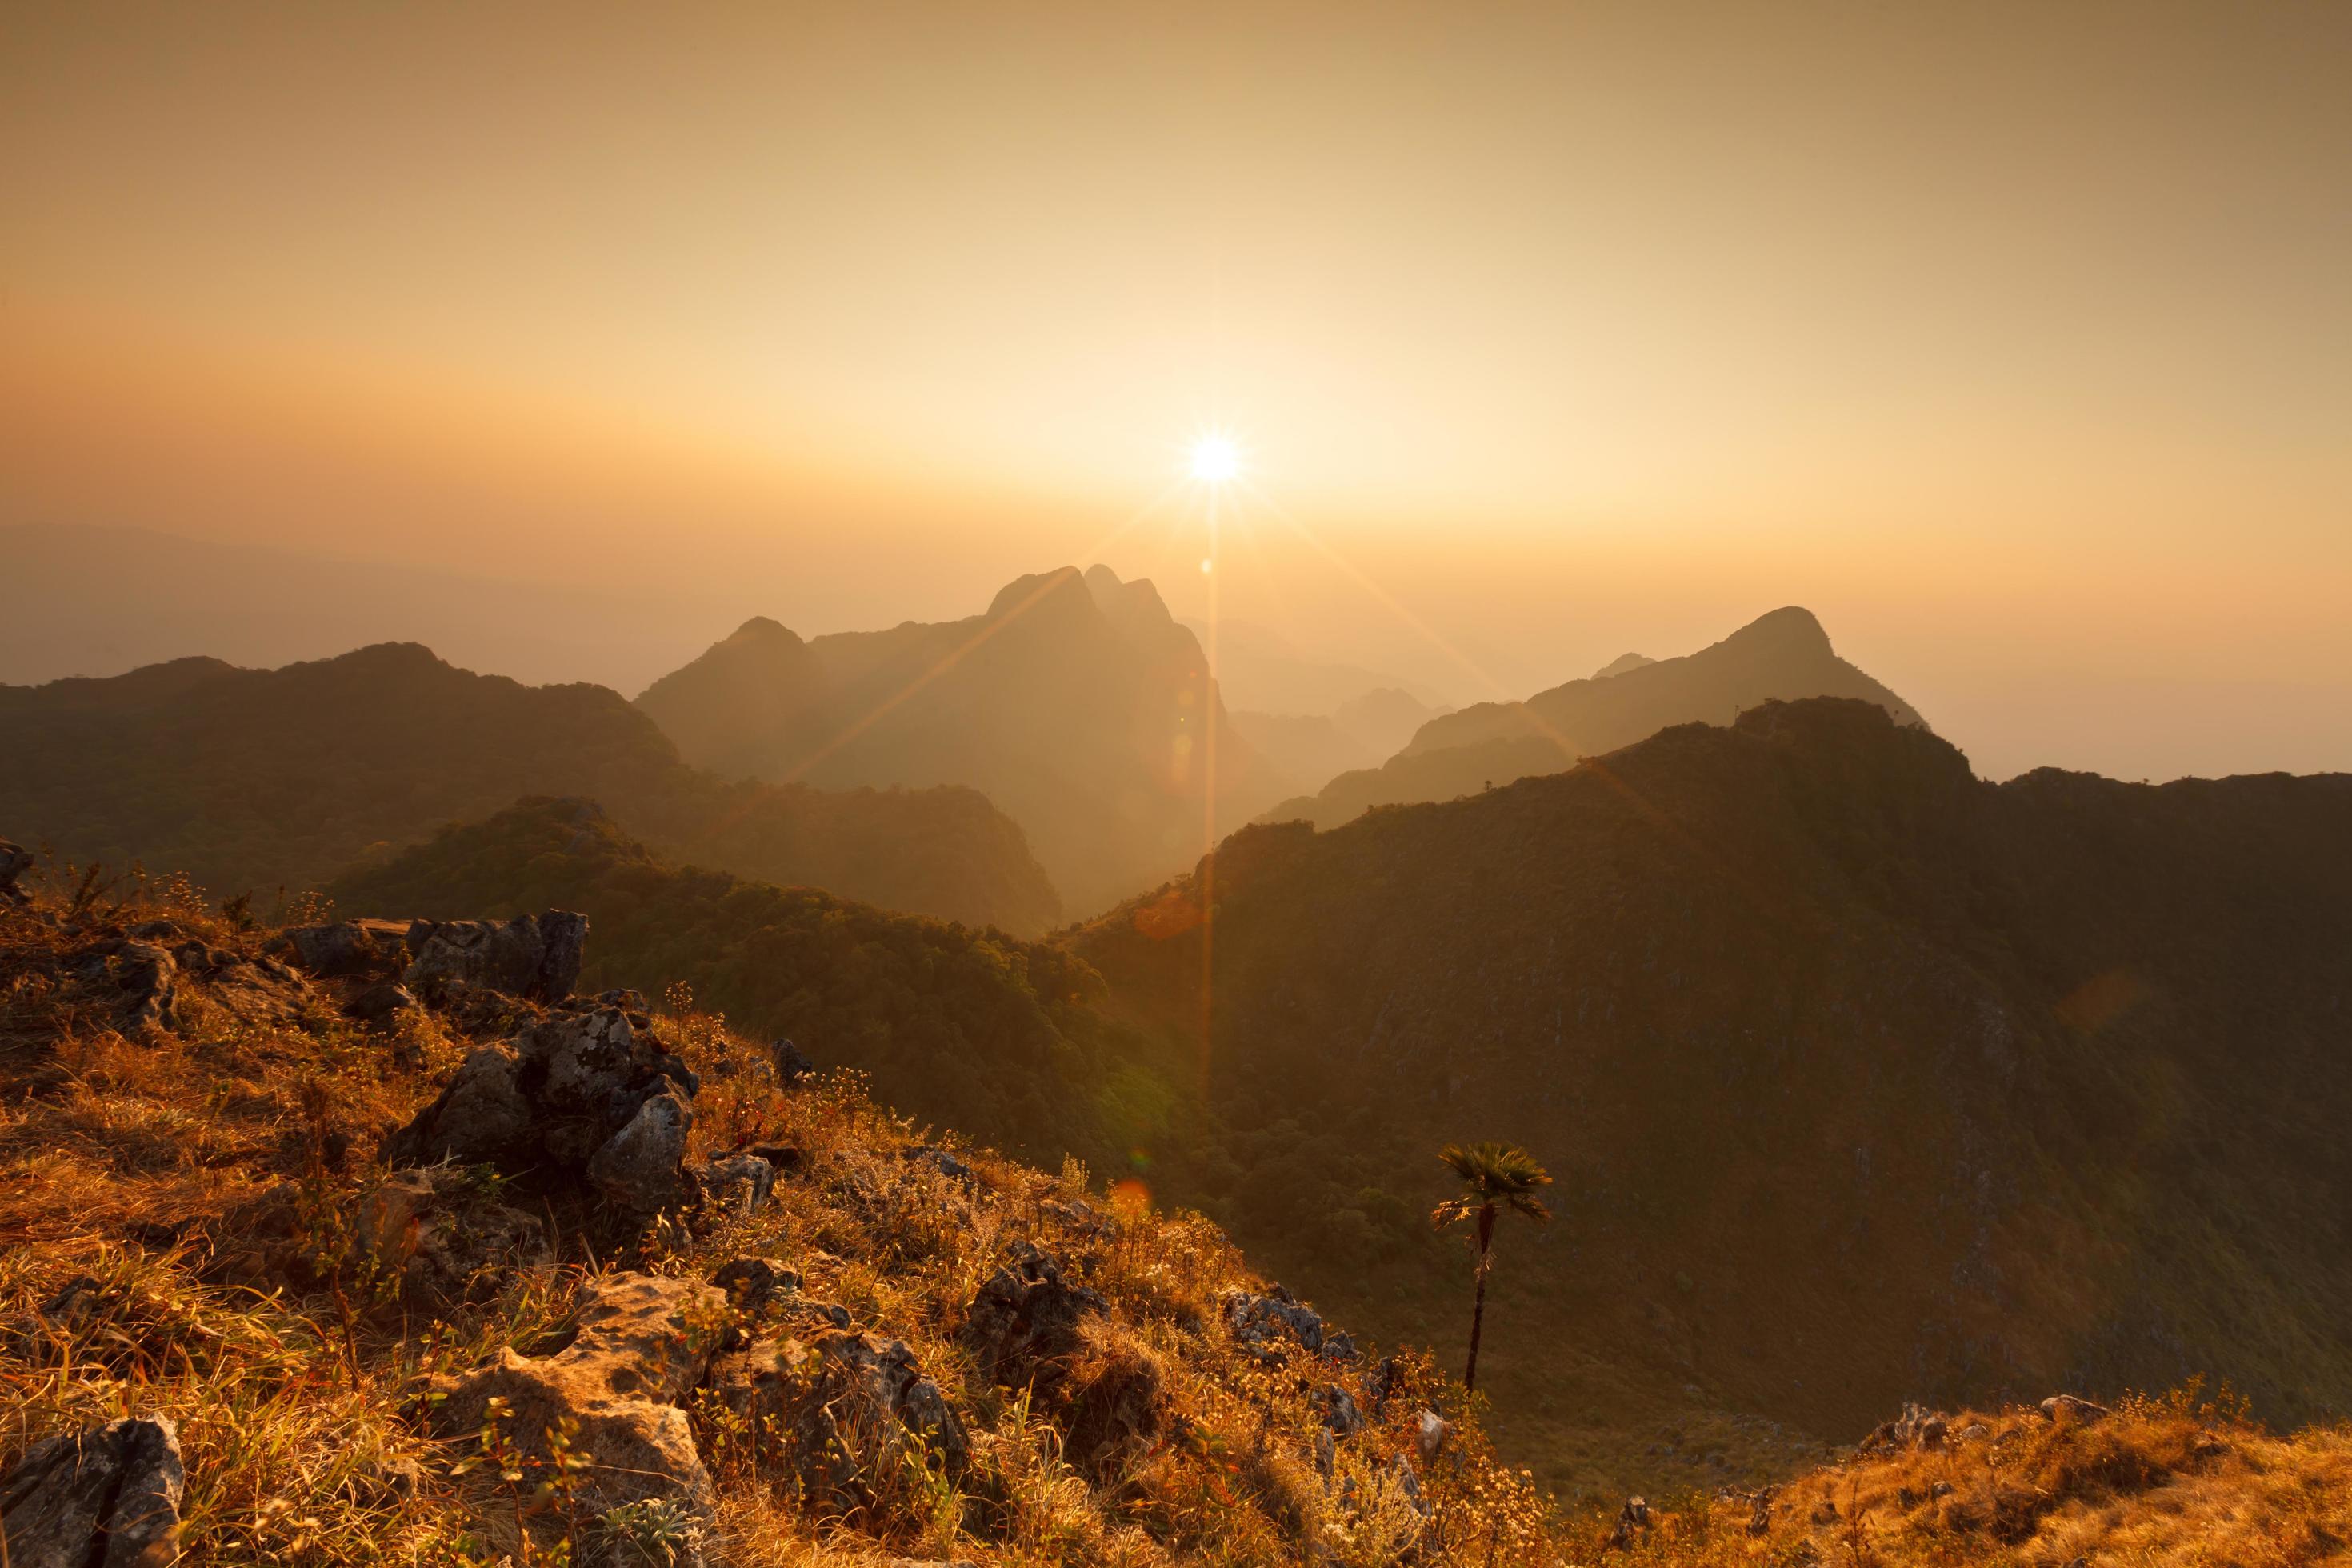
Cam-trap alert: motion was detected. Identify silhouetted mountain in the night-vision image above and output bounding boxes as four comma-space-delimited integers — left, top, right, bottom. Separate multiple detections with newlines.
1262, 606, 1925, 827
1182, 616, 1454, 714
1081, 698, 2352, 1491
635, 566, 1290, 918
1233, 689, 1454, 799
1333, 686, 1450, 757
0, 643, 1061, 931
1592, 650, 1657, 678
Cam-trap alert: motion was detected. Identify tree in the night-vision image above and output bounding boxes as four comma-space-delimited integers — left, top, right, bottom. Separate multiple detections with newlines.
1431, 1141, 1553, 1393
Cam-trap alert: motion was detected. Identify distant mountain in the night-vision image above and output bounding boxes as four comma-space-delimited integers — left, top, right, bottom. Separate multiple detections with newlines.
1261, 606, 1925, 827
1080, 698, 2352, 1493
634, 565, 1290, 918
1183, 616, 1454, 714
1592, 650, 1657, 679
327, 798, 1157, 1161
0, 642, 1061, 932
1232, 687, 1454, 799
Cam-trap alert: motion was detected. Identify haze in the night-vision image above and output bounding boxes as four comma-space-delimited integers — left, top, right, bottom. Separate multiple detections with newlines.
6, 1, 2350, 782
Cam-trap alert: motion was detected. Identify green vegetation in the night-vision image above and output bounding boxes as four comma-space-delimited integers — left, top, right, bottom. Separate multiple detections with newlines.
1430, 1142, 1552, 1393
0, 642, 1062, 932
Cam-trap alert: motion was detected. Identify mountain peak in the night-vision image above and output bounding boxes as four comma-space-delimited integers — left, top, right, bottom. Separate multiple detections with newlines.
725, 614, 804, 647
1720, 606, 1833, 657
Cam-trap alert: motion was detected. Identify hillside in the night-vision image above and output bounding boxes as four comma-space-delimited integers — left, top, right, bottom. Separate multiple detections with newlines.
635, 566, 1290, 919
1081, 698, 2352, 1496
1233, 690, 1454, 800
0, 858, 1564, 1567
0, 642, 1062, 933
1262, 606, 1926, 828
325, 798, 1166, 1166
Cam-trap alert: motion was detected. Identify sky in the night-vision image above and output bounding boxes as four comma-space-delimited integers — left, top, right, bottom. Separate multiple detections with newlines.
4, 2, 2350, 782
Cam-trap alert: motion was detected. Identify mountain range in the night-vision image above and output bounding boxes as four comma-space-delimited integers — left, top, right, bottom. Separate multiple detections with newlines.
0, 642, 1061, 932
1262, 606, 1926, 827
636, 564, 1292, 918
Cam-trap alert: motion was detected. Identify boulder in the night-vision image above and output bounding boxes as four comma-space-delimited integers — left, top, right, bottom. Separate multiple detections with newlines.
1312, 1384, 1364, 1438
404, 911, 588, 1002
790, 1331, 970, 1499
0, 1415, 184, 1567
713, 1257, 798, 1318
348, 981, 418, 1023
772, 1037, 815, 1085
588, 1092, 695, 1214
385, 1010, 704, 1214
430, 1273, 726, 1516
697, 1154, 775, 1217
278, 918, 414, 979
1607, 1495, 1652, 1549
2040, 1394, 2111, 1425
1224, 1286, 1326, 1357
115, 942, 178, 1031
1414, 1410, 1452, 1465
0, 839, 32, 906
356, 1166, 550, 1308
902, 1145, 978, 1186
962, 1241, 1107, 1389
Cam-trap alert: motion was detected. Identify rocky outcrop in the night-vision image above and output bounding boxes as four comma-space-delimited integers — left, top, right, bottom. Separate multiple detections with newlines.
1862, 1400, 1950, 1452
1223, 1285, 1328, 1359
404, 911, 588, 1002
0, 1415, 184, 1567
278, 918, 417, 980
384, 1007, 702, 1213
697, 1154, 775, 1217
2041, 1394, 2112, 1424
355, 1166, 550, 1309
430, 1273, 726, 1516
0, 839, 32, 906
962, 1242, 1106, 1390
793, 1331, 970, 1498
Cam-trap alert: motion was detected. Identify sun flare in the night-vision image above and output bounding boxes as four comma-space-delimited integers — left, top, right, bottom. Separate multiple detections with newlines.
1189, 432, 1242, 485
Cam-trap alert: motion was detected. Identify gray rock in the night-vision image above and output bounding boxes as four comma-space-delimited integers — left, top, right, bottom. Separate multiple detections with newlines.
356, 1166, 550, 1308
2040, 1394, 2112, 1424
698, 1154, 774, 1217
713, 1257, 798, 1317
430, 1273, 726, 1517
348, 981, 418, 1023
405, 910, 587, 1002
386, 1041, 533, 1166
962, 1242, 1107, 1390
590, 1092, 694, 1214
1414, 1410, 1452, 1464
902, 1145, 977, 1186
279, 918, 413, 978
0, 840, 34, 906
1, 1414, 184, 1567
115, 942, 177, 1031
1313, 1385, 1364, 1438
792, 1331, 970, 1499
772, 1037, 814, 1084
1224, 1286, 1325, 1356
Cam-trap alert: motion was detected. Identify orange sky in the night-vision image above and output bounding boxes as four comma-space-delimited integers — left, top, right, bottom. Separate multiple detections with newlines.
4, 2, 2349, 782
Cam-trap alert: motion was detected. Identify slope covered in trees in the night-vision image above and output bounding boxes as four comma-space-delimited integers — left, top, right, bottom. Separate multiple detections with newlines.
1082, 698, 2352, 1493
0, 642, 1062, 932
1261, 606, 1926, 828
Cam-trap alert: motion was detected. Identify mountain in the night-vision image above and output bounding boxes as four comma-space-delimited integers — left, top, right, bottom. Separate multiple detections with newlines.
1078, 698, 2352, 1494
1181, 616, 1454, 715
0, 642, 1062, 931
635, 565, 1290, 918
1233, 688, 1454, 800
1592, 651, 1657, 678
1262, 606, 1926, 827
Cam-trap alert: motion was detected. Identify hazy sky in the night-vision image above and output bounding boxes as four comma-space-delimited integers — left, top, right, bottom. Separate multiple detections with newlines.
5, 2, 2349, 781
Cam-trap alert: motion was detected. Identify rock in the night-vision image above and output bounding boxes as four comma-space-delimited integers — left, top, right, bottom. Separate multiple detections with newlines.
357, 1166, 550, 1308
278, 918, 414, 978
902, 1145, 977, 1186
430, 1273, 726, 1515
1930, 1480, 1954, 1499
1415, 1410, 1452, 1464
1322, 1330, 1358, 1364
698, 1154, 774, 1217
589, 1092, 695, 1214
1, 1414, 184, 1567
1312, 1385, 1364, 1438
1955, 1422, 1990, 1443
2040, 1394, 2112, 1425
386, 1010, 702, 1213
1224, 1285, 1325, 1357
772, 1037, 814, 1085
348, 981, 418, 1023
115, 942, 178, 1030
1865, 1400, 1950, 1452
962, 1241, 1107, 1389
790, 1331, 970, 1498
1364, 1354, 1404, 1415
746, 1143, 805, 1173
0, 840, 34, 906
1746, 1485, 1778, 1536
713, 1257, 798, 1318
1607, 1495, 1652, 1549
404, 910, 588, 1002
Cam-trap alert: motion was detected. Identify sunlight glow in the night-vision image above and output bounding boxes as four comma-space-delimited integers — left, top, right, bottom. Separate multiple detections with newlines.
1189, 432, 1242, 485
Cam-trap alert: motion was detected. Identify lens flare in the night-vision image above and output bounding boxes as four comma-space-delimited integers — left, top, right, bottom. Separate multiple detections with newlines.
1189, 432, 1242, 484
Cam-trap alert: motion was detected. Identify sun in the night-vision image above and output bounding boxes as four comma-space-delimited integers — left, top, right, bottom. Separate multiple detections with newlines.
1189, 432, 1242, 485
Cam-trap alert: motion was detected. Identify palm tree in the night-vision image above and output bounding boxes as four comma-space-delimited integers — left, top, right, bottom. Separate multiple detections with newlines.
1431, 1141, 1552, 1393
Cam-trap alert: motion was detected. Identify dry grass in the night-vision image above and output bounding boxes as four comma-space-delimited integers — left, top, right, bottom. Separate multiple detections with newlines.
0, 883, 1575, 1565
